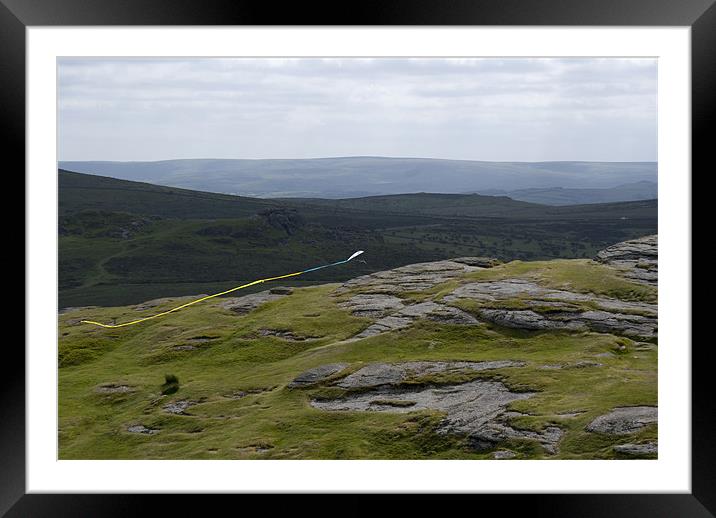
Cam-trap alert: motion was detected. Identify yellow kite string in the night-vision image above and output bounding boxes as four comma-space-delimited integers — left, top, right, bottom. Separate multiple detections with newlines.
80, 251, 364, 329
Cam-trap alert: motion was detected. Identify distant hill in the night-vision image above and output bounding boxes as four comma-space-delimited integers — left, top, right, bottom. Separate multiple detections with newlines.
477, 181, 658, 206
59, 169, 279, 219
58, 157, 657, 199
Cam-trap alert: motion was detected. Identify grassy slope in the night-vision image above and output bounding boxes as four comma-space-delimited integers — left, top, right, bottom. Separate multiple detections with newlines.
59, 259, 656, 460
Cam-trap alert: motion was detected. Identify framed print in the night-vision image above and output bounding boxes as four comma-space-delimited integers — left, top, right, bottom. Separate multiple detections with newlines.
6, 0, 710, 514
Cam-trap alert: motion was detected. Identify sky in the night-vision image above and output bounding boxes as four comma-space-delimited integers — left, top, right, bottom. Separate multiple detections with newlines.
58, 57, 657, 162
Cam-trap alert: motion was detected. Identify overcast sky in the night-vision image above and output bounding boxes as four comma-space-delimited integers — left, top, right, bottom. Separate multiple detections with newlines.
58, 57, 657, 162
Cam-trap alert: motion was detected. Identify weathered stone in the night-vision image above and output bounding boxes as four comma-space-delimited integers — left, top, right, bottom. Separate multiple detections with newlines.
127, 424, 158, 434
218, 289, 288, 314
95, 384, 133, 394
313, 377, 561, 454
595, 235, 658, 286
337, 260, 482, 295
288, 363, 350, 388
493, 450, 517, 459
451, 257, 502, 268
173, 345, 197, 351
442, 269, 657, 340
163, 400, 196, 415
447, 278, 656, 314
460, 304, 655, 340
586, 406, 657, 435
477, 309, 568, 331
338, 294, 406, 318
335, 360, 525, 389
269, 286, 293, 295
353, 301, 479, 339
613, 442, 658, 456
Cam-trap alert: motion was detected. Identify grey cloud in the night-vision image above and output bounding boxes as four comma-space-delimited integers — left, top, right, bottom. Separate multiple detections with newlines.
58, 57, 656, 161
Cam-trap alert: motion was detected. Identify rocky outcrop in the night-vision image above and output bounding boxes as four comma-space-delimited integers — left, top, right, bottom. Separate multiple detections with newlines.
333, 360, 525, 389
586, 406, 657, 435
353, 301, 479, 339
95, 383, 134, 394
127, 424, 158, 434
444, 278, 657, 340
595, 235, 658, 286
474, 307, 656, 339
312, 376, 561, 454
218, 289, 290, 314
305, 360, 561, 454
288, 363, 349, 388
163, 400, 196, 415
334, 238, 657, 341
338, 294, 406, 318
336, 259, 485, 295
613, 442, 657, 456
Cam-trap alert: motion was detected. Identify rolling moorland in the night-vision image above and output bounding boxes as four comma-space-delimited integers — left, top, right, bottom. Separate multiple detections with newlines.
58, 235, 657, 460
58, 157, 657, 201
475, 181, 657, 206
59, 170, 657, 308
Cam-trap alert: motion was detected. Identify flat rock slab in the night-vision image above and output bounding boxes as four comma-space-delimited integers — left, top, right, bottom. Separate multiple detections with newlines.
338, 294, 406, 318
95, 384, 134, 394
127, 424, 159, 435
163, 400, 196, 415
586, 406, 657, 435
218, 289, 288, 315
460, 304, 655, 340
313, 377, 561, 454
493, 450, 517, 459
269, 286, 293, 295
337, 260, 482, 295
354, 301, 479, 339
288, 363, 350, 388
613, 442, 658, 456
335, 360, 525, 389
451, 257, 502, 268
446, 279, 656, 314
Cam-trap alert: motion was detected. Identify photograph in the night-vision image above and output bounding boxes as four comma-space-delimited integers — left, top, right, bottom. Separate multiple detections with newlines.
57, 56, 659, 461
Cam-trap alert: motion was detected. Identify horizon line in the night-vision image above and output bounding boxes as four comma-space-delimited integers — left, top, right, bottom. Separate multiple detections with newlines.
58, 155, 658, 164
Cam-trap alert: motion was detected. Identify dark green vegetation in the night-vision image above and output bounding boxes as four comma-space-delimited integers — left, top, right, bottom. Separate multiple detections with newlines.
58, 258, 656, 460
59, 169, 657, 308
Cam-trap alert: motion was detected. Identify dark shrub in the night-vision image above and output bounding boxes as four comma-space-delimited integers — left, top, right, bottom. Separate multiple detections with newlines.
161, 373, 180, 395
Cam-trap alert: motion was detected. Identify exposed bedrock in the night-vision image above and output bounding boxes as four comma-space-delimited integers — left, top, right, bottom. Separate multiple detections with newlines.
288, 363, 350, 388
353, 301, 479, 339
217, 288, 291, 314
595, 235, 658, 286
613, 442, 658, 456
444, 278, 657, 340
586, 406, 658, 435
335, 259, 490, 295
302, 360, 561, 454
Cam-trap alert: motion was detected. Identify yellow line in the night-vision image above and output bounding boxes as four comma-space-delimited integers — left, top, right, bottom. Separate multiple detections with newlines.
80, 270, 303, 329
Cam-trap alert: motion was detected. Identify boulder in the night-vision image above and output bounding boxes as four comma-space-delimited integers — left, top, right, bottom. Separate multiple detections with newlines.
586, 406, 657, 435
288, 363, 350, 388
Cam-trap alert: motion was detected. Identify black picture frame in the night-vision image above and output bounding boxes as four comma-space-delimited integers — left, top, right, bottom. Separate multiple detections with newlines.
6, 0, 708, 514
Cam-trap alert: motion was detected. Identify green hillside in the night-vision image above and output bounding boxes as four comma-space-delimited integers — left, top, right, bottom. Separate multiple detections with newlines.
59, 170, 657, 308
58, 239, 658, 460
